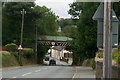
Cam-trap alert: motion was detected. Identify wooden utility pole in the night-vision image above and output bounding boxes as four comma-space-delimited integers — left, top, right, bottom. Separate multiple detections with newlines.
103, 0, 112, 79
20, 9, 26, 46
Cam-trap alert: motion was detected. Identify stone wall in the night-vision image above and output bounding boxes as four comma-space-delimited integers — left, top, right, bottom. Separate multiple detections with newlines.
96, 61, 120, 80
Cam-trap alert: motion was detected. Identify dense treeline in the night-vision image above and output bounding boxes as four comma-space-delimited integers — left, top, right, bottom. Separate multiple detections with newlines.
68, 2, 120, 65
2, 2, 57, 47
2, 2, 58, 64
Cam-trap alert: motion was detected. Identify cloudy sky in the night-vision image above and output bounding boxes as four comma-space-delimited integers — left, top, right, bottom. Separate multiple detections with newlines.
35, 0, 74, 18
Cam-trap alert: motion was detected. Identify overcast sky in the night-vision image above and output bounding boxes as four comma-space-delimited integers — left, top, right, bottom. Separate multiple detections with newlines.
35, 0, 73, 18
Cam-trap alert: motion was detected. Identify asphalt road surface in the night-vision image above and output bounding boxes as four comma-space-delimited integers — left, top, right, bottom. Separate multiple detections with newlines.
2, 66, 75, 78
1, 59, 95, 80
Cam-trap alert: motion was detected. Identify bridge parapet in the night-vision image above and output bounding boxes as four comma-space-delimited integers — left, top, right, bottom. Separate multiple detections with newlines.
37, 35, 72, 46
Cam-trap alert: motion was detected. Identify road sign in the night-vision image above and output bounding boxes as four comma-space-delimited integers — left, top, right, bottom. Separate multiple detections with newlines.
18, 44, 23, 50
93, 2, 119, 48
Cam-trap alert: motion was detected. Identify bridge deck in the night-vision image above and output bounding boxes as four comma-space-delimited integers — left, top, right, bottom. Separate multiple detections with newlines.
37, 35, 72, 46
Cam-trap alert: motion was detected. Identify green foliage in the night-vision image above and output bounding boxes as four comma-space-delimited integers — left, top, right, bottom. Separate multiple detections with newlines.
62, 25, 77, 38
0, 51, 11, 55
21, 57, 34, 65
34, 6, 57, 35
82, 58, 96, 70
112, 52, 120, 63
96, 49, 120, 63
2, 2, 60, 66
21, 48, 34, 58
68, 2, 83, 18
37, 45, 48, 64
91, 59, 96, 70
11, 52, 19, 57
2, 2, 57, 47
2, 2, 35, 45
96, 52, 103, 58
0, 51, 19, 67
58, 19, 74, 28
69, 2, 99, 65
0, 51, 35, 67
5, 43, 18, 52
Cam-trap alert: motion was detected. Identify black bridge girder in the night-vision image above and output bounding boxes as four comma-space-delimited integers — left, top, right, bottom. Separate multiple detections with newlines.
37, 40, 71, 46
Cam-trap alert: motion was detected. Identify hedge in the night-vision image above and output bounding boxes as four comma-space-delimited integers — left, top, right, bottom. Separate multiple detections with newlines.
20, 48, 34, 58
5, 43, 18, 52
0, 51, 19, 67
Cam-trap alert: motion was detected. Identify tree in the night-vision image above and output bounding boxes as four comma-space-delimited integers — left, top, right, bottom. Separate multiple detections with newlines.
62, 25, 77, 38
58, 19, 74, 28
69, 2, 99, 65
2, 2, 58, 65
2, 2, 57, 47
37, 44, 49, 64
69, 2, 120, 66
68, 2, 83, 19
2, 2, 36, 46
33, 6, 57, 36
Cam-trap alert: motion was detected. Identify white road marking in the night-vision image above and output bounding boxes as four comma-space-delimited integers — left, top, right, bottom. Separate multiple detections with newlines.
35, 69, 41, 72
22, 72, 32, 76
72, 67, 77, 79
12, 76, 17, 78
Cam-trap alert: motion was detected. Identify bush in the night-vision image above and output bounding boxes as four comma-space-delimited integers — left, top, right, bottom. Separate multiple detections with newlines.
0, 51, 11, 55
0, 51, 19, 67
37, 45, 48, 64
5, 43, 18, 52
96, 52, 103, 58
91, 59, 96, 70
112, 52, 120, 63
21, 48, 34, 58
96, 49, 120, 64
82, 58, 96, 70
11, 52, 19, 58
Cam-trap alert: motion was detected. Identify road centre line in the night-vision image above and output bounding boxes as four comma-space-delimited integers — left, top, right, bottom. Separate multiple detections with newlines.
12, 76, 17, 78
22, 72, 32, 76
35, 69, 41, 72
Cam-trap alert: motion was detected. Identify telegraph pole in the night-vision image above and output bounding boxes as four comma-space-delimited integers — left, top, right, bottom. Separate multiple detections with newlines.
20, 9, 26, 47
103, 0, 112, 79
18, 9, 26, 66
